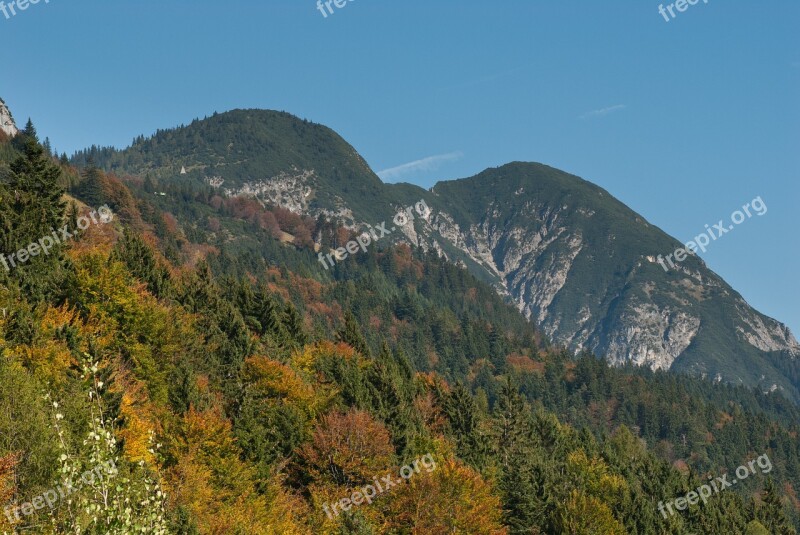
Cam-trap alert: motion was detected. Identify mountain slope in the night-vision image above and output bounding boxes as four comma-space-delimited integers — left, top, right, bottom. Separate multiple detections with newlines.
422, 163, 799, 397
75, 109, 393, 223
76, 110, 800, 401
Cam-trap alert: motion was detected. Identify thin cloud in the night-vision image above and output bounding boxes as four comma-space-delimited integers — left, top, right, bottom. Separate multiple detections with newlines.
377, 151, 463, 181
579, 104, 627, 120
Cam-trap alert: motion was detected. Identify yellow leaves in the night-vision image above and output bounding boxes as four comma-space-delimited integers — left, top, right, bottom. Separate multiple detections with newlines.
566, 450, 628, 499
556, 489, 626, 535
387, 458, 507, 535
291, 340, 360, 374
245, 357, 311, 404
165, 407, 310, 534
114, 368, 161, 466
11, 305, 83, 385
262, 472, 312, 535
243, 355, 334, 421
16, 344, 73, 386
558, 450, 628, 533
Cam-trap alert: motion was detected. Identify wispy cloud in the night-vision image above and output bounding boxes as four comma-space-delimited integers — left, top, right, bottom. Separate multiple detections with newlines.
377, 151, 463, 181
579, 104, 627, 120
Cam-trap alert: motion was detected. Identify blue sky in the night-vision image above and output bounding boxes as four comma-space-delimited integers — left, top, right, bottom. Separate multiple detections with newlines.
3, 1, 799, 334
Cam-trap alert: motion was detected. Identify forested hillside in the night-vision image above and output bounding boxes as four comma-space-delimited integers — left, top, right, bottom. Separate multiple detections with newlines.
70, 110, 800, 402
1, 127, 798, 533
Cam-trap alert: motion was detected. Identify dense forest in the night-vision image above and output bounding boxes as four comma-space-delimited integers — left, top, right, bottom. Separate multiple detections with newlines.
1, 126, 798, 533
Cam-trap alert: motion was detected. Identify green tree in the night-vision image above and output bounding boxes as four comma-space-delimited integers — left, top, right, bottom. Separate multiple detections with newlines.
0, 137, 68, 300
76, 158, 106, 206
441, 382, 489, 469
336, 311, 369, 357
757, 479, 797, 535
494, 378, 549, 533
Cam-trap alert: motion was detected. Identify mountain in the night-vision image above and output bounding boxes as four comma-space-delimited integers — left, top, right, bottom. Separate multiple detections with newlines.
76, 109, 800, 401
423, 163, 800, 396
2, 105, 799, 533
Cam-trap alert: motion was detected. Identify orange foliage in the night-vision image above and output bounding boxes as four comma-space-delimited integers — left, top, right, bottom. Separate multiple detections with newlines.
289, 273, 323, 304
0, 453, 19, 532
299, 409, 395, 487
386, 458, 507, 534
368, 315, 382, 330
506, 353, 544, 374
414, 391, 448, 437
114, 367, 161, 465
166, 407, 309, 534
159, 212, 179, 236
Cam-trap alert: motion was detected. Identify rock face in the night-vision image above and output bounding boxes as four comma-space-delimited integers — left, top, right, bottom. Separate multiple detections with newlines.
411, 162, 799, 399
0, 98, 18, 137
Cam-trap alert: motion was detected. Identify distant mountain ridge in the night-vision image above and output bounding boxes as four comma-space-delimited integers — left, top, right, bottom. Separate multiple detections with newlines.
73, 109, 800, 400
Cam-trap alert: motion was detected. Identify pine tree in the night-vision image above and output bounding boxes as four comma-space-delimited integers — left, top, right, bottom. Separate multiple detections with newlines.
42, 136, 51, 154
494, 378, 548, 533
281, 302, 308, 348
110, 229, 173, 298
441, 382, 489, 469
757, 479, 796, 535
254, 285, 287, 341
0, 138, 67, 300
367, 342, 416, 453
22, 118, 37, 141
76, 158, 106, 206
143, 174, 155, 194
336, 311, 370, 357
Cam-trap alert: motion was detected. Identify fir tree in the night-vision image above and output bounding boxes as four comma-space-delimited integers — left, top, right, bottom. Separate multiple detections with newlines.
494, 378, 548, 533
0, 138, 67, 300
442, 382, 489, 469
281, 301, 308, 348
758, 479, 797, 535
337, 311, 370, 357
76, 158, 106, 206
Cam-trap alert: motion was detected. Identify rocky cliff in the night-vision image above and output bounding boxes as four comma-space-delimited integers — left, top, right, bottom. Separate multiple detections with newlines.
0, 98, 18, 137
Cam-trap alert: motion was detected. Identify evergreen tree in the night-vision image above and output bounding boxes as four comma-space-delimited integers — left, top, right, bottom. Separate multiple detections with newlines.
0, 138, 68, 300
494, 378, 548, 533
280, 301, 307, 348
337, 310, 370, 357
76, 158, 106, 206
366, 342, 416, 453
110, 229, 173, 298
21, 118, 37, 142
441, 382, 489, 469
758, 479, 797, 535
